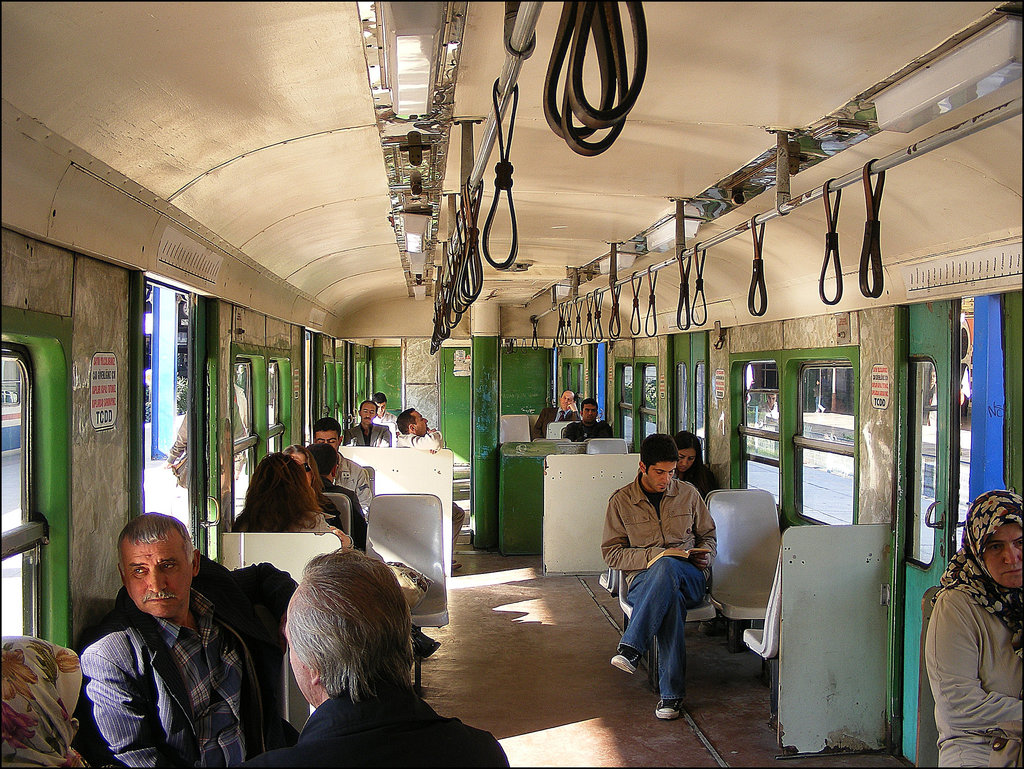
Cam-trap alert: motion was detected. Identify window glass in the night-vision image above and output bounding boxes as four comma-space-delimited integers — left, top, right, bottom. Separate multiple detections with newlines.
1, 351, 37, 636
742, 361, 780, 503
675, 362, 688, 433
641, 364, 658, 437
694, 361, 706, 443
957, 301, 973, 528
797, 364, 856, 524
268, 360, 283, 453
619, 365, 633, 442
232, 360, 254, 518
908, 360, 938, 565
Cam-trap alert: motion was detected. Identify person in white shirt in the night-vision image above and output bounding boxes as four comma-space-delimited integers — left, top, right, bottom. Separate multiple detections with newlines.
372, 392, 399, 432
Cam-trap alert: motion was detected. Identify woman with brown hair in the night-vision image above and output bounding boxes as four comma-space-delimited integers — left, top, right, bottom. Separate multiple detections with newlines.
234, 451, 352, 549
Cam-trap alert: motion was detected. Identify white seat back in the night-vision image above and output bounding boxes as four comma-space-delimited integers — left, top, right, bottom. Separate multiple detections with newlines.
367, 493, 448, 628
322, 492, 353, 535
706, 488, 781, 620
500, 414, 531, 443
742, 549, 782, 659
585, 437, 627, 454
546, 421, 570, 439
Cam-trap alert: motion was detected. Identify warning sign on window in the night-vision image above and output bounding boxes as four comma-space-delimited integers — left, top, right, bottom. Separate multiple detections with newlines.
871, 364, 889, 410
714, 369, 726, 400
90, 352, 118, 430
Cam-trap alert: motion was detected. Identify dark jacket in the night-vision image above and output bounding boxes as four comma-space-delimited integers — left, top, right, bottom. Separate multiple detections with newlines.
563, 420, 613, 442
242, 683, 508, 767
75, 556, 298, 767
531, 406, 580, 439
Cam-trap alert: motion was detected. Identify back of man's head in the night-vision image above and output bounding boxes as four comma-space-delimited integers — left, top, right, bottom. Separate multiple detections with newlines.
640, 433, 679, 467
396, 408, 416, 435
307, 442, 340, 479
312, 416, 342, 436
288, 550, 413, 702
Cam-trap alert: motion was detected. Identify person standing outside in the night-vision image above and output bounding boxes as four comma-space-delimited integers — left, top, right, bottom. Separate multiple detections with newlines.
601, 433, 717, 721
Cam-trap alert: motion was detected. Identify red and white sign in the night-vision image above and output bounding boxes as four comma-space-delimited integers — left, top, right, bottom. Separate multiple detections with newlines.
90, 352, 118, 430
714, 368, 726, 400
870, 364, 890, 410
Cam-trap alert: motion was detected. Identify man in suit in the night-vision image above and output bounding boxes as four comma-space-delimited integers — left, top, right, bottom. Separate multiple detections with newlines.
335, 406, 391, 448
77, 514, 297, 766
242, 550, 508, 767
531, 389, 580, 439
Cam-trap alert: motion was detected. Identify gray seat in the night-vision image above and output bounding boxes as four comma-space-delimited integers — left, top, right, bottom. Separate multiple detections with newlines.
599, 567, 620, 596
545, 421, 571, 439
323, 492, 353, 535
500, 414, 531, 443
742, 550, 783, 718
706, 488, 781, 651
366, 493, 448, 692
616, 567, 716, 693
585, 438, 628, 454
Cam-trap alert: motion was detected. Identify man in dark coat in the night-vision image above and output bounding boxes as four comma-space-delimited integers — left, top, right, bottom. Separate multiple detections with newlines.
531, 389, 580, 439
243, 549, 508, 767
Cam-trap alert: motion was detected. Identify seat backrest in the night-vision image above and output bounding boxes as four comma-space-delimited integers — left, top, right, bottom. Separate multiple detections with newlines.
916, 586, 941, 768
367, 493, 448, 627
323, 492, 353, 535
220, 532, 341, 579
362, 464, 375, 495
546, 421, 570, 439
745, 549, 783, 659
500, 414, 531, 443
707, 488, 781, 617
586, 437, 627, 454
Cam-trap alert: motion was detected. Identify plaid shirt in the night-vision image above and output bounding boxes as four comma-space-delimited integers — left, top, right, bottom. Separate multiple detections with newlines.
156, 591, 245, 766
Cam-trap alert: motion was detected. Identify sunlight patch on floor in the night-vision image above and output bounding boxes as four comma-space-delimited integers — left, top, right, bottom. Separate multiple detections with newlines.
448, 567, 541, 590
498, 717, 628, 767
491, 597, 555, 625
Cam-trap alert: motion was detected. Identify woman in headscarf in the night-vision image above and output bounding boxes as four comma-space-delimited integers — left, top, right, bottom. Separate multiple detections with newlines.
925, 489, 1022, 767
673, 431, 720, 500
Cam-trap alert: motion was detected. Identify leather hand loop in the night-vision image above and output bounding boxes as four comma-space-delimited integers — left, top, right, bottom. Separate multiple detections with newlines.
482, 79, 519, 270
691, 245, 708, 327
859, 160, 885, 298
629, 271, 643, 336
819, 178, 844, 305
593, 288, 605, 341
747, 216, 768, 317
584, 292, 596, 342
644, 266, 658, 337
608, 281, 622, 339
676, 243, 692, 331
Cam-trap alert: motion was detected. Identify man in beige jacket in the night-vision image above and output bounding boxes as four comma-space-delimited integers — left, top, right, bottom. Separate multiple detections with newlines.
602, 433, 717, 721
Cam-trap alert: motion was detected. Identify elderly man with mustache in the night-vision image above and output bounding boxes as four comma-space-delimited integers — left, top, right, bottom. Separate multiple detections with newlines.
77, 513, 298, 766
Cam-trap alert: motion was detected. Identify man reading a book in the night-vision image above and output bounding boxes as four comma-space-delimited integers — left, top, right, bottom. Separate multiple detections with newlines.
601, 433, 717, 721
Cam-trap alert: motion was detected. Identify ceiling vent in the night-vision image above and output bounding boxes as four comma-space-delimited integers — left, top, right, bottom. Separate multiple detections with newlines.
157, 227, 223, 284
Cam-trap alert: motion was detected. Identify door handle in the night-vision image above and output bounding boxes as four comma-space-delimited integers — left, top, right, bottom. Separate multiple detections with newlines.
925, 500, 944, 529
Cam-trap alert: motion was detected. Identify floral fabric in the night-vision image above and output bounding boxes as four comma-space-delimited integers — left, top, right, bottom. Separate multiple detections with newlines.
934, 489, 1023, 658
2, 636, 86, 767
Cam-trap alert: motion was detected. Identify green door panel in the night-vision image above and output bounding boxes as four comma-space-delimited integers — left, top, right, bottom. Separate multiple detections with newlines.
370, 347, 401, 412
500, 347, 550, 415
440, 348, 472, 464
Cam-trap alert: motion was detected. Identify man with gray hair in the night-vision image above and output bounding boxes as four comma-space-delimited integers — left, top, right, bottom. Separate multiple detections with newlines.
242, 549, 508, 767
77, 513, 298, 766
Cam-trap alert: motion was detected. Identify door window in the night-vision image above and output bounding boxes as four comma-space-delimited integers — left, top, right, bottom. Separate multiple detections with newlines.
740, 361, 780, 503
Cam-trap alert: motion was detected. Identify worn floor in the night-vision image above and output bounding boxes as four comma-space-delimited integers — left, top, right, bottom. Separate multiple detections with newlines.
418, 547, 912, 768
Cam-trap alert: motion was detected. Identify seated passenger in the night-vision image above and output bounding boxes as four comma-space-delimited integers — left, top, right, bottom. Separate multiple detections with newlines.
235, 451, 352, 549
241, 550, 509, 767
673, 431, 720, 500
307, 442, 370, 551
531, 389, 580, 439
925, 489, 1022, 767
371, 392, 399, 432
2, 637, 87, 767
77, 513, 298, 766
563, 398, 613, 442
602, 433, 717, 721
334, 406, 391, 448
283, 444, 359, 545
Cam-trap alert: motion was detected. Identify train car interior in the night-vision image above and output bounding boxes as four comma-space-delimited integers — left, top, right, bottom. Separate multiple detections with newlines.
3, 2, 1021, 766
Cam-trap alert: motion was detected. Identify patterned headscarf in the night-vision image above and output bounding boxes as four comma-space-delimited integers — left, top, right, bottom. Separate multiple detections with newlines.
935, 489, 1022, 657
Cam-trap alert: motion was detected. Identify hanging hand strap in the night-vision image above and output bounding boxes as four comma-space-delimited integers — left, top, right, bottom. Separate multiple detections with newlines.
819, 178, 844, 305
608, 281, 622, 339
573, 298, 583, 345
629, 271, 643, 336
676, 242, 692, 331
859, 160, 885, 298
747, 216, 768, 316
692, 245, 708, 327
593, 288, 605, 341
482, 79, 519, 269
531, 316, 539, 349
644, 266, 658, 337
584, 292, 596, 341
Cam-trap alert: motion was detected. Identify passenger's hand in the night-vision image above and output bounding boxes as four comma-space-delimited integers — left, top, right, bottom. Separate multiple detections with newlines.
331, 528, 353, 550
690, 551, 711, 569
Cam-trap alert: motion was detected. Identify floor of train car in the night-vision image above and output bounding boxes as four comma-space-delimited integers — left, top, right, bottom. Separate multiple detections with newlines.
422, 545, 912, 768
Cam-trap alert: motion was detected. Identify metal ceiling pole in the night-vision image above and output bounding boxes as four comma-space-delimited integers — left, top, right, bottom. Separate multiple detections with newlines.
531, 94, 1022, 319
467, 1, 543, 192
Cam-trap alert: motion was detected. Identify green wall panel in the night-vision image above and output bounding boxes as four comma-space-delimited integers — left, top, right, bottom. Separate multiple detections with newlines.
500, 347, 550, 415
370, 346, 401, 412
472, 336, 499, 548
440, 348, 472, 464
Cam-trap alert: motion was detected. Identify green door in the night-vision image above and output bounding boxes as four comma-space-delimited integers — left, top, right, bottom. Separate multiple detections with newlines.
440, 348, 472, 464
500, 347, 550, 416
901, 300, 959, 762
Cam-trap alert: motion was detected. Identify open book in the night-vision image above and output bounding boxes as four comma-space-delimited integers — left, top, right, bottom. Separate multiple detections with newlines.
646, 547, 711, 568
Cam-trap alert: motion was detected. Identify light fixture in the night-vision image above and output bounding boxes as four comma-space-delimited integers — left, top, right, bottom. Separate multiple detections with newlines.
413, 284, 427, 301
408, 251, 427, 275
380, 2, 444, 118
645, 216, 701, 253
403, 211, 431, 254
597, 251, 637, 274
873, 16, 1022, 133
551, 284, 571, 304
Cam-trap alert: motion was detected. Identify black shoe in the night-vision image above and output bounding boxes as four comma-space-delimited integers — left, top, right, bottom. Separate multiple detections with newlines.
610, 645, 641, 674
655, 698, 683, 720
412, 626, 440, 658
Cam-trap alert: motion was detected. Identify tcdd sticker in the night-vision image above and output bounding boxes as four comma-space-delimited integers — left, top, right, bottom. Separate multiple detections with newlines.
870, 364, 890, 410
90, 352, 118, 430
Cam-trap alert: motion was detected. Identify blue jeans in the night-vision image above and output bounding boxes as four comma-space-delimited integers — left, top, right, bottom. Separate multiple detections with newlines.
620, 557, 706, 700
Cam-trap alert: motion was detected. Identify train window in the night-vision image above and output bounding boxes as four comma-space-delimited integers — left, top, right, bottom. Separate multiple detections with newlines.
675, 363, 689, 433
143, 281, 191, 529
795, 364, 856, 524
694, 361, 707, 443
740, 361, 780, 503
267, 360, 284, 453
908, 360, 939, 565
618, 364, 634, 442
2, 349, 40, 636
232, 360, 256, 518
640, 363, 658, 438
